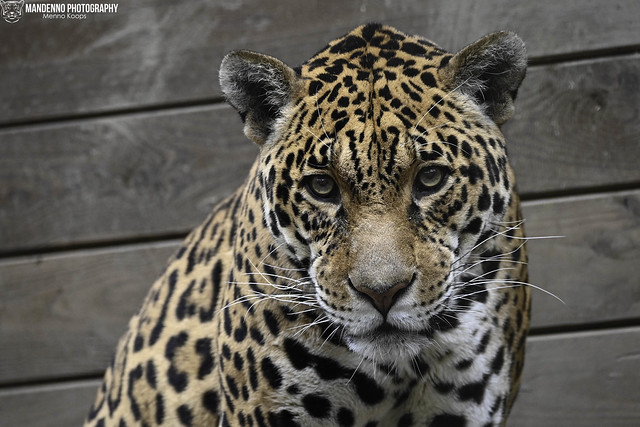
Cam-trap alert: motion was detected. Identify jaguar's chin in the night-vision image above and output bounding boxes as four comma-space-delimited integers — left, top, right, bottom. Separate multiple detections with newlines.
344, 323, 430, 367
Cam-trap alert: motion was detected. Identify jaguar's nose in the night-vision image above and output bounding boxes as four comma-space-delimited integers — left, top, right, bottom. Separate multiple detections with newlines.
349, 277, 413, 316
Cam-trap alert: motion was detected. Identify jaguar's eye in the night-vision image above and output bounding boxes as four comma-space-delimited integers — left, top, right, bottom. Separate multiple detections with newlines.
414, 166, 449, 196
305, 175, 340, 201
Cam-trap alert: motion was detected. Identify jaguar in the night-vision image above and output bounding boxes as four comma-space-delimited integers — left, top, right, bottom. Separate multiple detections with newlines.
86, 23, 531, 427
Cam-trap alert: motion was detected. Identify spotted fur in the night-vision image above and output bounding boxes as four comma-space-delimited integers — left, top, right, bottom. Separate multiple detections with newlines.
86, 24, 530, 427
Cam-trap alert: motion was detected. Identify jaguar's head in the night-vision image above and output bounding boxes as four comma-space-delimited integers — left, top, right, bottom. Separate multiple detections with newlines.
220, 24, 526, 365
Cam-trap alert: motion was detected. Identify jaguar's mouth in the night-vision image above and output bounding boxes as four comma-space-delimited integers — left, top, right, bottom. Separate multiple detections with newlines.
371, 321, 409, 336
344, 321, 430, 366
346, 318, 416, 338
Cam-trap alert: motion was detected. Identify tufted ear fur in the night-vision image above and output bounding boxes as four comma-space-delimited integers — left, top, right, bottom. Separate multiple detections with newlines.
219, 50, 301, 145
440, 32, 527, 125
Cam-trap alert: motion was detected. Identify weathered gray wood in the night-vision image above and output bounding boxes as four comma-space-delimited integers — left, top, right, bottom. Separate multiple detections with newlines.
0, 380, 100, 427
0, 241, 178, 385
0, 191, 637, 384
0, 105, 257, 253
1, 328, 638, 427
524, 190, 640, 327
510, 327, 640, 426
524, 190, 640, 329
1, 0, 639, 124
2, 56, 639, 253
504, 54, 640, 195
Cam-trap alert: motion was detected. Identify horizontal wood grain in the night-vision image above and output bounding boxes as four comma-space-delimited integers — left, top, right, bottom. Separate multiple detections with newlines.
2, 55, 639, 253
0, 380, 100, 427
504, 54, 640, 195
0, 242, 178, 384
0, 105, 257, 253
2, 328, 639, 426
510, 327, 640, 426
524, 190, 640, 329
1, 0, 639, 124
1, 190, 637, 384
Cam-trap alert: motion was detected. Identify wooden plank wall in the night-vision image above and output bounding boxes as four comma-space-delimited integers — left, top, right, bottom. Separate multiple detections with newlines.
1, 1, 639, 425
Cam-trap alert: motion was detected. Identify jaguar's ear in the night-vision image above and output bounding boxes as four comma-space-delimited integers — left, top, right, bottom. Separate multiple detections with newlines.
440, 32, 527, 125
220, 50, 301, 146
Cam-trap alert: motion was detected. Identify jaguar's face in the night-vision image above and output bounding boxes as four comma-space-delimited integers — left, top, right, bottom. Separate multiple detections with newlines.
260, 84, 512, 365
220, 24, 526, 366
